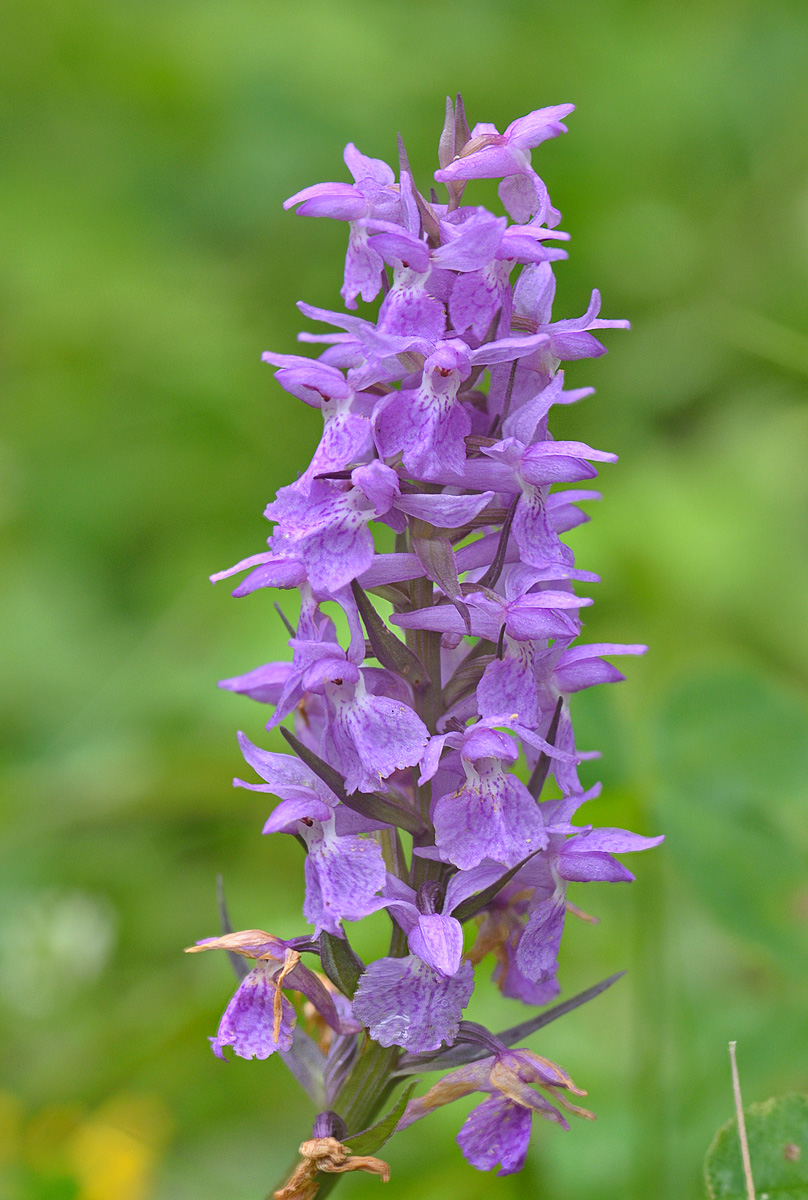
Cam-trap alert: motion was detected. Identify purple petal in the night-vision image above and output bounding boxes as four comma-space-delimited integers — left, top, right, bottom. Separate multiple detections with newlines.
210, 550, 291, 586
457, 1095, 533, 1175
450, 269, 501, 340
264, 357, 352, 405
516, 896, 565, 984
393, 604, 500, 641
237, 732, 320, 791
433, 760, 547, 871
498, 171, 544, 224
357, 552, 423, 587
218, 662, 291, 704
477, 645, 542, 727
262, 794, 332, 834
407, 913, 464, 976
303, 831, 387, 934
325, 678, 429, 794
444, 861, 508, 911
462, 726, 519, 763
396, 490, 495, 526
351, 461, 400, 513
374, 387, 471, 480
352, 956, 474, 1052
435, 142, 527, 183
343, 143, 395, 187
284, 182, 367, 221
366, 227, 430, 273
566, 827, 664, 854
493, 940, 562, 1007
342, 225, 386, 308
557, 851, 635, 883
377, 274, 446, 345
300, 413, 372, 489
504, 105, 575, 148
469, 330, 550, 367
232, 558, 307, 597
211, 964, 294, 1060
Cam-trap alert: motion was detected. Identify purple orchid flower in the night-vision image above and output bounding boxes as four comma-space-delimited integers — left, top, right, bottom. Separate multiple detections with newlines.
233, 732, 388, 935
197, 97, 663, 1190
186, 929, 356, 1060
284, 143, 402, 308
434, 105, 574, 223
399, 1031, 592, 1174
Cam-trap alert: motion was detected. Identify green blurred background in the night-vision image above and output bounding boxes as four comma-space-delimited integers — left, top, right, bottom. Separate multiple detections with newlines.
2, 0, 808, 1196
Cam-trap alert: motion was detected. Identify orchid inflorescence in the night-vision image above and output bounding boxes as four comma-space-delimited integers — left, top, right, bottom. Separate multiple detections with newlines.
188, 96, 663, 1192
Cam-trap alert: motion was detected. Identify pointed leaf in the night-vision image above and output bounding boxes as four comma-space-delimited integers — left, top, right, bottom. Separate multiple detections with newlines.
477, 495, 518, 590
320, 930, 364, 999
451, 850, 540, 923
350, 580, 429, 690
216, 874, 249, 981
412, 189, 441, 247
438, 95, 456, 169
454, 93, 471, 153
528, 696, 564, 799
396, 972, 625, 1073
442, 650, 493, 710
344, 1081, 418, 1154
705, 1093, 808, 1199
413, 537, 470, 632
280, 728, 425, 836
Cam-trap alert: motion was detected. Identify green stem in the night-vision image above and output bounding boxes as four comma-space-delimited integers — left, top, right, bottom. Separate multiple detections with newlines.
334, 1038, 401, 1132
270, 1041, 401, 1200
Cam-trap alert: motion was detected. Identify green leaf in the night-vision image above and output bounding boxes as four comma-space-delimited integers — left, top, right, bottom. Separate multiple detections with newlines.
476, 495, 518, 590
705, 1093, 808, 1198
216, 874, 249, 982
451, 849, 540, 923
412, 536, 471, 632
350, 580, 428, 690
319, 930, 363, 999
397, 972, 625, 1073
527, 696, 563, 800
344, 1081, 418, 1155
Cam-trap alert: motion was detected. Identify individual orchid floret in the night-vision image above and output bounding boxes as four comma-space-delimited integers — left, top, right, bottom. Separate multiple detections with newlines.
509, 260, 630, 368
284, 143, 401, 308
210, 961, 297, 1060
399, 1030, 592, 1174
429, 726, 548, 871
432, 209, 569, 340
259, 461, 400, 594
352, 953, 475, 1054
186, 930, 352, 1060
322, 666, 428, 794
373, 339, 472, 478
508, 792, 664, 988
235, 731, 388, 935
261, 353, 373, 495
377, 867, 504, 977
435, 105, 574, 224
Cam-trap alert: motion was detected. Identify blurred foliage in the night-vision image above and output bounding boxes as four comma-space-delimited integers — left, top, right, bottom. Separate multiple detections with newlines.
1, 0, 808, 1197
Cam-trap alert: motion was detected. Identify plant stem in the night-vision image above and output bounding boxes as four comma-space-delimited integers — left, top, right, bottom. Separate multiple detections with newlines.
334, 1038, 400, 1132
